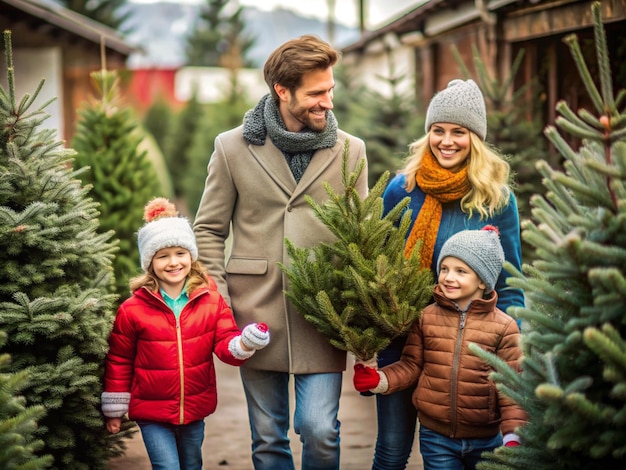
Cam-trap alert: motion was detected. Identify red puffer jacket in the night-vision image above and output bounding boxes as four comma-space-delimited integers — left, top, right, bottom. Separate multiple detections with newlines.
103, 277, 245, 425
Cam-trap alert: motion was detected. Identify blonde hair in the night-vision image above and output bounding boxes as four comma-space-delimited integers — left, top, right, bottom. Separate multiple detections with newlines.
402, 131, 511, 220
129, 260, 209, 295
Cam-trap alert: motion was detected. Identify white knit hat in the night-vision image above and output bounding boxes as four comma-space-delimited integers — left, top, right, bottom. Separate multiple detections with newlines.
437, 225, 504, 294
425, 79, 487, 140
137, 198, 198, 271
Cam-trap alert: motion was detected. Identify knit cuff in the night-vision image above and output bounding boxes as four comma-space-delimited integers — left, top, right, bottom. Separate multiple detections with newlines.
371, 371, 389, 394
354, 355, 378, 368
229, 336, 255, 360
101, 392, 130, 418
503, 433, 521, 446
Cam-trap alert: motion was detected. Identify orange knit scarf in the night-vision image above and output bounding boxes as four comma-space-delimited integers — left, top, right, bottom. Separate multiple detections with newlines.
404, 150, 471, 268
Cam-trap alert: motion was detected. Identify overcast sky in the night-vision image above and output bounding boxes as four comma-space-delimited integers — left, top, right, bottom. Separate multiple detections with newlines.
130, 0, 419, 29
239, 0, 417, 28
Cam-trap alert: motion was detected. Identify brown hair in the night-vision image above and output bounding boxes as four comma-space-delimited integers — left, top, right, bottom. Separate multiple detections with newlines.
128, 260, 209, 295
264, 35, 339, 101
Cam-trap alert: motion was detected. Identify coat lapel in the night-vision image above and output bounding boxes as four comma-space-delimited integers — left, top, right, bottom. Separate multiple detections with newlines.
247, 138, 342, 200
247, 139, 296, 195
292, 141, 341, 200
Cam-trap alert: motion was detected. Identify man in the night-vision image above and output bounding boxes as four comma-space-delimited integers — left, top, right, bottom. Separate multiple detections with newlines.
193, 35, 368, 470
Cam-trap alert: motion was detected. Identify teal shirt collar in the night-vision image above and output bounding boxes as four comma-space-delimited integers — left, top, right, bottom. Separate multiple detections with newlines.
160, 285, 189, 319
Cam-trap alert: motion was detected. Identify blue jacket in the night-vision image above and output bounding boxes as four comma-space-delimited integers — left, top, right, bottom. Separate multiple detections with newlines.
382, 173, 525, 355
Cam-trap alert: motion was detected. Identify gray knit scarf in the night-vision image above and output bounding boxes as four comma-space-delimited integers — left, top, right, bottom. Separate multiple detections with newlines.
243, 94, 338, 182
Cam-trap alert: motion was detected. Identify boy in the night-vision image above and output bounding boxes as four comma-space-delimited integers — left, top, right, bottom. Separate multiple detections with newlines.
354, 226, 527, 470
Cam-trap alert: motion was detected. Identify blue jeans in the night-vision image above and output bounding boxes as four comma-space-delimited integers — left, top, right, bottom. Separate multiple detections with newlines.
373, 343, 418, 470
137, 419, 205, 470
240, 367, 342, 470
419, 425, 503, 470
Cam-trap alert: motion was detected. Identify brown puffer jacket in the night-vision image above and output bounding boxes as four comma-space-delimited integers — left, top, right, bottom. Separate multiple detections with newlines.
381, 285, 527, 439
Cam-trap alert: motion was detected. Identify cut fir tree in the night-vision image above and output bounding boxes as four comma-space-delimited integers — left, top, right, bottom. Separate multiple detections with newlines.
279, 141, 433, 362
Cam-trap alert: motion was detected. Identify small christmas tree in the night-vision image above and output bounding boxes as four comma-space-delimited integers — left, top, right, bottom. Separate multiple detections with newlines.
280, 142, 433, 361
72, 70, 164, 303
0, 31, 132, 469
0, 331, 52, 469
470, 3, 626, 468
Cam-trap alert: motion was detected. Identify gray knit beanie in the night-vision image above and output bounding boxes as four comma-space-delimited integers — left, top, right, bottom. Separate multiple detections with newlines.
425, 79, 487, 140
437, 225, 504, 294
137, 197, 198, 271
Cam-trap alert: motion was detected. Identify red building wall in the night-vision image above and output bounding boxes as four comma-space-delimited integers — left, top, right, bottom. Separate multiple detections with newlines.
126, 67, 182, 115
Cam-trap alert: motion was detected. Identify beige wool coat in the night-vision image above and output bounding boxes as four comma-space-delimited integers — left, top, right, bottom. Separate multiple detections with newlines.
193, 125, 368, 374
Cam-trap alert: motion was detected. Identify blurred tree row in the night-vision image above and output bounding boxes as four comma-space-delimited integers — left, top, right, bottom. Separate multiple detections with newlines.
185, 0, 256, 68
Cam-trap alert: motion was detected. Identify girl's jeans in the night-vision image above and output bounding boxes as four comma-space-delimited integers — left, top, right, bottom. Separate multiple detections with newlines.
137, 419, 205, 470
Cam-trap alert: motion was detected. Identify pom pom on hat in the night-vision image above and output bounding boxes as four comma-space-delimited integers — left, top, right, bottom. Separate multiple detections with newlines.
437, 225, 504, 294
137, 198, 198, 271
144, 197, 178, 222
425, 79, 487, 140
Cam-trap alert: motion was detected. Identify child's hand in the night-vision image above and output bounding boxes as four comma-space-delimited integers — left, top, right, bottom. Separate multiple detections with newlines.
106, 417, 122, 434
353, 363, 382, 393
241, 322, 270, 351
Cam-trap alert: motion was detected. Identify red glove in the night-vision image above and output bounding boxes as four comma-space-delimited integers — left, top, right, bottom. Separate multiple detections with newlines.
353, 364, 380, 393
505, 441, 520, 447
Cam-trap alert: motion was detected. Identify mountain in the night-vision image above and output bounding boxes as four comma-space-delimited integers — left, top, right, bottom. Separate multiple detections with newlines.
123, 2, 360, 69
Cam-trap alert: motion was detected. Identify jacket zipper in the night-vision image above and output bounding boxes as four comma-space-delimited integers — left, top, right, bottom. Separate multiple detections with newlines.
450, 310, 467, 437
176, 316, 184, 424
143, 288, 209, 425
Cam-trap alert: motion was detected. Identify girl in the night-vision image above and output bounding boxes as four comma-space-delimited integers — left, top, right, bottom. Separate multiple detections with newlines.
101, 197, 269, 470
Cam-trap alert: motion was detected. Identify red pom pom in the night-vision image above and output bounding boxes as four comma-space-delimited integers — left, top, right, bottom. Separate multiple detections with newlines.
143, 197, 178, 222
482, 225, 499, 235
256, 322, 269, 333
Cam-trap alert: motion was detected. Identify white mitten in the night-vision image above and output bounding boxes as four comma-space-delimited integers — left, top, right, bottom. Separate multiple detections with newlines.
241, 323, 270, 350
229, 323, 270, 360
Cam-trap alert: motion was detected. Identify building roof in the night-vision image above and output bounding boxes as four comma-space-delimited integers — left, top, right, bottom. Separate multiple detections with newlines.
0, 0, 134, 55
342, 0, 520, 53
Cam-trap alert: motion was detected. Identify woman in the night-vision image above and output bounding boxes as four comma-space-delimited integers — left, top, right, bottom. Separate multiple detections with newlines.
373, 79, 525, 470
